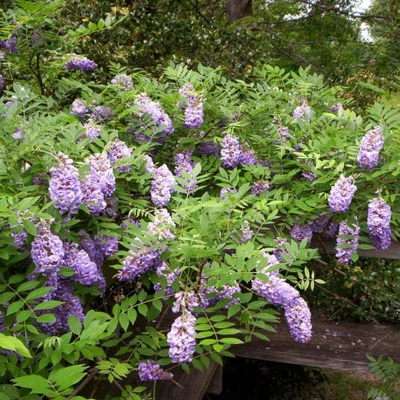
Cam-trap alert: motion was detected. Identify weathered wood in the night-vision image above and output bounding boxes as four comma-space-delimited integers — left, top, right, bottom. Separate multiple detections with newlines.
155, 360, 219, 400
312, 237, 400, 260
206, 365, 223, 395
232, 315, 400, 372
226, 0, 252, 23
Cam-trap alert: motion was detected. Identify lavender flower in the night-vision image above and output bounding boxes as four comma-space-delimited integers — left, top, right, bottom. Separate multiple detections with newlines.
71, 99, 89, 119
91, 106, 114, 123
49, 153, 83, 215
117, 244, 161, 281
324, 221, 339, 238
302, 170, 317, 181
154, 261, 180, 296
214, 282, 241, 308
108, 138, 132, 172
178, 83, 197, 107
65, 56, 97, 72
111, 74, 133, 90
12, 128, 24, 139
238, 220, 252, 243
184, 102, 203, 129
172, 291, 199, 313
138, 361, 173, 381
82, 123, 101, 140
221, 134, 241, 168
336, 221, 360, 264
135, 94, 174, 141
251, 180, 270, 196
174, 150, 198, 192
310, 214, 332, 234
198, 141, 219, 157
220, 187, 237, 199
85, 153, 116, 197
275, 126, 291, 144
167, 310, 196, 364
81, 177, 107, 215
367, 198, 392, 250
273, 237, 289, 263
147, 208, 175, 240
238, 146, 258, 165
284, 297, 312, 343
31, 224, 64, 275
79, 231, 106, 269
357, 126, 384, 170
0, 38, 18, 54
328, 175, 357, 213
0, 75, 5, 92
143, 155, 155, 173
12, 230, 28, 248
330, 103, 345, 118
63, 242, 102, 286
293, 101, 311, 121
96, 234, 119, 256
150, 164, 176, 207
290, 223, 313, 243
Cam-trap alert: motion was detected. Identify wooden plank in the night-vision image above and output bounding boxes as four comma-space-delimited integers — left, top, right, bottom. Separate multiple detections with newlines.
206, 365, 223, 395
231, 315, 400, 372
155, 360, 219, 400
312, 237, 400, 260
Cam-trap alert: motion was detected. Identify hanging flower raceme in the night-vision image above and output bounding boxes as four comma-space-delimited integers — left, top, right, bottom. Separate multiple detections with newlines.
0, 75, 5, 92
150, 164, 176, 207
49, 153, 83, 215
221, 134, 241, 168
336, 221, 360, 264
147, 208, 175, 240
220, 187, 237, 199
154, 261, 180, 296
71, 99, 90, 120
108, 138, 132, 172
238, 220, 253, 243
91, 106, 114, 123
284, 297, 312, 343
65, 56, 97, 72
357, 126, 384, 170
82, 123, 101, 141
290, 223, 313, 243
174, 150, 198, 192
293, 100, 311, 121
367, 198, 392, 250
179, 83, 204, 129
198, 141, 219, 157
138, 361, 173, 382
31, 223, 64, 275
167, 309, 197, 364
328, 175, 357, 213
134, 93, 174, 142
111, 74, 133, 90
251, 180, 270, 196
85, 153, 116, 198
143, 155, 155, 173
310, 214, 332, 234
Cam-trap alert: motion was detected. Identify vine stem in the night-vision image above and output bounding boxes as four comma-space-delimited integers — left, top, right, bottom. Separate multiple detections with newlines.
67, 367, 98, 399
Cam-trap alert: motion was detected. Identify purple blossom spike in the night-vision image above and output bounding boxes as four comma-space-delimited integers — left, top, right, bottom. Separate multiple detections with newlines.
221, 134, 241, 168
108, 138, 132, 172
147, 208, 175, 240
150, 164, 176, 207
117, 243, 161, 281
79, 231, 106, 269
215, 282, 241, 308
357, 126, 384, 170
336, 221, 360, 264
135, 94, 174, 141
290, 223, 313, 243
178, 83, 197, 107
328, 175, 357, 213
238, 220, 252, 243
284, 297, 312, 343
0, 38, 18, 54
302, 169, 317, 181
86, 153, 116, 197
71, 99, 89, 119
143, 155, 155, 173
12, 128, 24, 139
238, 145, 258, 165
91, 106, 114, 123
172, 291, 199, 313
96, 234, 119, 257
49, 153, 83, 215
63, 242, 102, 286
174, 150, 198, 192
31, 224, 64, 275
81, 176, 107, 215
167, 310, 196, 364
82, 123, 101, 140
367, 198, 392, 250
154, 261, 180, 296
111, 74, 133, 90
65, 56, 97, 72
273, 237, 289, 263
275, 126, 291, 144
293, 101, 311, 121
310, 214, 332, 234
324, 221, 339, 238
198, 141, 219, 157
0, 75, 5, 92
220, 187, 237, 199
138, 361, 173, 381
251, 180, 270, 196
184, 102, 204, 129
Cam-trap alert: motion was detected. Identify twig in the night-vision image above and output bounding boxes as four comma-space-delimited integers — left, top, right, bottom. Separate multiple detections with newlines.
67, 367, 98, 399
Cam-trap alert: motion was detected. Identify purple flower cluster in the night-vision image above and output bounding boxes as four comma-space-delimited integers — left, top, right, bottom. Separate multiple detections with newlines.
290, 223, 313, 243
31, 224, 64, 275
12, 128, 24, 139
293, 101, 311, 121
252, 254, 312, 343
330, 103, 345, 118
251, 180, 270, 196
80, 176, 107, 215
86, 153, 116, 198
143, 155, 155, 173
172, 290, 199, 313
302, 169, 317, 181
0, 38, 18, 54
324, 221, 339, 238
65, 56, 97, 72
79, 231, 105, 267
150, 164, 176, 207
111, 74, 133, 90
154, 261, 180, 296
221, 134, 258, 168
310, 214, 332, 234
71, 99, 89, 119
135, 93, 174, 141
49, 153, 83, 215
178, 84, 204, 129
11, 225, 27, 248
0, 75, 5, 92
82, 123, 101, 141
97, 234, 119, 257
91, 106, 114, 123
273, 237, 289, 263
284, 297, 312, 343
328, 175, 357, 213
198, 141, 219, 157
63, 242, 102, 286
108, 138, 132, 172
220, 187, 237, 199
367, 198, 392, 250
167, 310, 197, 363
138, 361, 173, 381
336, 221, 360, 264
238, 220, 253, 243
357, 126, 384, 170
117, 244, 161, 281
275, 126, 291, 144
174, 150, 198, 192
147, 208, 175, 240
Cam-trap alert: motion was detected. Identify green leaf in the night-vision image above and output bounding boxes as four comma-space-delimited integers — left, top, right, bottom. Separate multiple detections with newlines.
196, 331, 215, 339
219, 337, 243, 345
49, 365, 87, 392
17, 280, 40, 293
13, 375, 50, 390
127, 308, 137, 325
6, 300, 25, 315
0, 334, 32, 358
68, 315, 82, 335
26, 287, 53, 301
16, 310, 34, 323
33, 300, 64, 311
216, 328, 241, 335
36, 314, 56, 324
119, 313, 129, 332
0, 292, 16, 305
23, 219, 37, 236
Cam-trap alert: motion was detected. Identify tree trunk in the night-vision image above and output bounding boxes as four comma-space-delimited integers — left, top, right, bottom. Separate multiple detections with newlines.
226, 0, 252, 23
